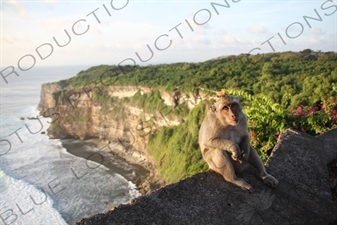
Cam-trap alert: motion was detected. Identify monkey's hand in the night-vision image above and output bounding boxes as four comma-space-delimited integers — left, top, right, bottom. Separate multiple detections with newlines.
238, 149, 249, 163
229, 144, 242, 161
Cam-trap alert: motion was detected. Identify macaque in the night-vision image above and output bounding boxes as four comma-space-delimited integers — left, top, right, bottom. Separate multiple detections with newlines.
198, 91, 278, 192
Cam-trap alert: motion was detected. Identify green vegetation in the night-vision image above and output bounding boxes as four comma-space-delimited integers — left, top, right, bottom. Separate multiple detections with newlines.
92, 91, 117, 107
53, 49, 337, 183
64, 115, 91, 123
147, 88, 337, 182
66, 65, 116, 87
63, 50, 337, 110
126, 89, 190, 120
129, 90, 167, 114
226, 89, 337, 161
110, 104, 130, 121
147, 101, 208, 183
49, 123, 63, 132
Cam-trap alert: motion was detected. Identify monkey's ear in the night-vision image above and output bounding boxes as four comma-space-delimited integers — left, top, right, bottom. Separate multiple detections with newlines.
209, 105, 216, 113
216, 90, 226, 98
232, 95, 240, 103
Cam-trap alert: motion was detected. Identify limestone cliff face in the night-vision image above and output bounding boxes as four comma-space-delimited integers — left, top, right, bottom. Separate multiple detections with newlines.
38, 82, 64, 112
38, 84, 200, 162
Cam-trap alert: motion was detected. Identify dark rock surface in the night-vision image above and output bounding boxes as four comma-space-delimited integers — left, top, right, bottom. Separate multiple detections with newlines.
328, 158, 337, 202
75, 129, 337, 225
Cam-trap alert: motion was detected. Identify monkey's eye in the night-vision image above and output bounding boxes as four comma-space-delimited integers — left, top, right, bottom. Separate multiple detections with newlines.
231, 103, 238, 108
222, 105, 230, 111
222, 103, 237, 111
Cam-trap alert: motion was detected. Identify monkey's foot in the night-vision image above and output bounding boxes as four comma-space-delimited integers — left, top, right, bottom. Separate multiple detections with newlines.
231, 178, 254, 193
262, 174, 278, 188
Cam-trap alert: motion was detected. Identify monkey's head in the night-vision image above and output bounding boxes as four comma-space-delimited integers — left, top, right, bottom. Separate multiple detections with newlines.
215, 91, 242, 126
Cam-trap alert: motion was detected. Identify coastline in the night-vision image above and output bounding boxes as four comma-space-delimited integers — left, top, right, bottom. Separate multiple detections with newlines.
61, 138, 164, 196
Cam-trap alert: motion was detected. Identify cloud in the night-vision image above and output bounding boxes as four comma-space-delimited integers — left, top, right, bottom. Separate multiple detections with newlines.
192, 36, 211, 46
3, 0, 28, 18
42, 18, 74, 33
248, 25, 271, 34
223, 35, 238, 45
310, 28, 325, 35
90, 27, 102, 36
183, 14, 212, 35
215, 35, 254, 52
212, 29, 227, 36
221, 35, 248, 46
309, 37, 322, 44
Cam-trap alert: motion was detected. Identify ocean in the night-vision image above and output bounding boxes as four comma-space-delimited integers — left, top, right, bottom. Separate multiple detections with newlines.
0, 66, 141, 225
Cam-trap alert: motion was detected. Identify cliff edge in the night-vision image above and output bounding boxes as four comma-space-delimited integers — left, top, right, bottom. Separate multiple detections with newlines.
75, 128, 337, 225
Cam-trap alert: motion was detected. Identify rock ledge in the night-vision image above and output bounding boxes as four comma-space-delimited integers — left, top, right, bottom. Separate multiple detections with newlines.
75, 129, 337, 225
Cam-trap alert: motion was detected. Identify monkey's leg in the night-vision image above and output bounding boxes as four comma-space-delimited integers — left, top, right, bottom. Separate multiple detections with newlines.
249, 146, 278, 188
205, 148, 253, 192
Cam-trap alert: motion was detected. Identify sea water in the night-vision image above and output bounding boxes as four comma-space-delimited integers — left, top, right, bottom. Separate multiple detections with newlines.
0, 66, 140, 225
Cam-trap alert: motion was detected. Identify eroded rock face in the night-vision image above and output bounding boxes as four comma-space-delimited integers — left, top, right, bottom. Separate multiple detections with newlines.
75, 129, 337, 225
38, 82, 64, 113
38, 84, 198, 163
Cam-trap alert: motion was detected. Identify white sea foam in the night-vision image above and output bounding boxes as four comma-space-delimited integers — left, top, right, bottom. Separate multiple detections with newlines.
0, 169, 68, 225
1, 104, 141, 224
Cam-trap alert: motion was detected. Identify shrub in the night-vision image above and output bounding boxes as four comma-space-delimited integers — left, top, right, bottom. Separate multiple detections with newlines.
226, 89, 337, 161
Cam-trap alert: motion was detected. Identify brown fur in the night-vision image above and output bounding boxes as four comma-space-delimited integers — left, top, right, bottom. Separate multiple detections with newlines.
198, 93, 278, 192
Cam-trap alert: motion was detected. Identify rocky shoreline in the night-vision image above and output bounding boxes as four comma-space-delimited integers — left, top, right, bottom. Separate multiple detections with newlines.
61, 138, 165, 196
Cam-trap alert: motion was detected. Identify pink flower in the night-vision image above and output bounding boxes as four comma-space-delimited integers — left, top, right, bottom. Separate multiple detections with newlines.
295, 106, 307, 116
300, 127, 306, 133
308, 107, 315, 114
275, 131, 280, 136
296, 106, 303, 112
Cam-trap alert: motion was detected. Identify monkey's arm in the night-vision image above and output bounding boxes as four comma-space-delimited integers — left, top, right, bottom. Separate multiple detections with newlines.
204, 138, 241, 161
239, 134, 251, 162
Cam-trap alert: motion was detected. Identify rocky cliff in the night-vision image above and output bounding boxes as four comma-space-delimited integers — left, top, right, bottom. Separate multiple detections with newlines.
75, 128, 337, 225
38, 82, 202, 166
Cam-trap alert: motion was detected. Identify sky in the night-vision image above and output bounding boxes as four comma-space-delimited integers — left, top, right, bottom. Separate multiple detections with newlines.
1, 0, 336, 70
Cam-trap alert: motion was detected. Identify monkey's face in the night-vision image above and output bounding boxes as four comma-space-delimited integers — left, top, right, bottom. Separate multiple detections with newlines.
218, 99, 242, 126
